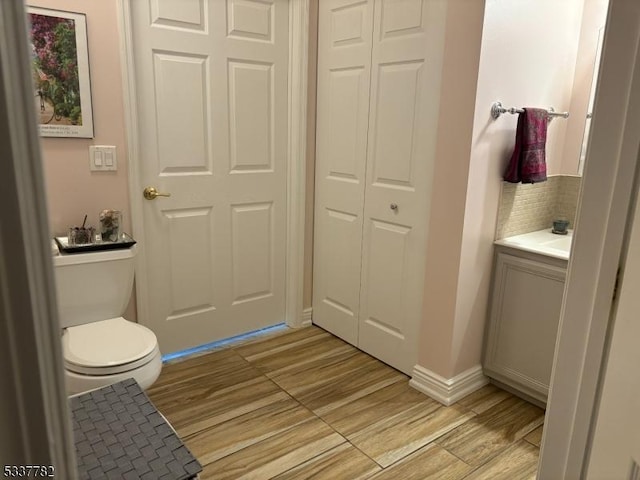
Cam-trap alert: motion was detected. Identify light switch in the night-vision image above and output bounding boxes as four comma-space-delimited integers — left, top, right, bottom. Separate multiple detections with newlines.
89, 145, 117, 171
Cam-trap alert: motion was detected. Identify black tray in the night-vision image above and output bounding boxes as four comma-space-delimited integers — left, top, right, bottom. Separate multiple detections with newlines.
55, 233, 136, 254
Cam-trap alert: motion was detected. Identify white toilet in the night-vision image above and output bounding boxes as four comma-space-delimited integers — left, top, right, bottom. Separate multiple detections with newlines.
53, 244, 162, 395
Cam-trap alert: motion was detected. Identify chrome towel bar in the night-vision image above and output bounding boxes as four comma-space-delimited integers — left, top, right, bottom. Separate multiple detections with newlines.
491, 101, 570, 120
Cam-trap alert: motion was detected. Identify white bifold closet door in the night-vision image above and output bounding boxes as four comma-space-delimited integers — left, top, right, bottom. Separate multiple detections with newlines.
313, 0, 445, 375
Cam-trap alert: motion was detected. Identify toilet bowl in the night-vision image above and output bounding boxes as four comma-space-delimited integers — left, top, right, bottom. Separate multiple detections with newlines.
53, 244, 161, 395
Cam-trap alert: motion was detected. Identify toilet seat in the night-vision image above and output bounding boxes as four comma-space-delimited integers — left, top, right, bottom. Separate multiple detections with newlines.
63, 317, 159, 376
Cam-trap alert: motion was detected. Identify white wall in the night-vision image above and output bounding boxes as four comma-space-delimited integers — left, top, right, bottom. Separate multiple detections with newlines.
562, 0, 610, 174
418, 0, 584, 378
474, 0, 584, 177
452, 0, 584, 376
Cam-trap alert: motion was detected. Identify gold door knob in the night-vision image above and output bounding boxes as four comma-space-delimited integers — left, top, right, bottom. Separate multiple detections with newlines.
143, 186, 171, 200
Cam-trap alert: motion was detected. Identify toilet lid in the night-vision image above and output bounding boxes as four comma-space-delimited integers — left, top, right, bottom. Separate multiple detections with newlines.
63, 317, 158, 371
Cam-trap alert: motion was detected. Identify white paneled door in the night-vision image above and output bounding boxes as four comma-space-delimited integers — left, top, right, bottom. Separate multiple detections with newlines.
130, 0, 289, 353
313, 0, 445, 374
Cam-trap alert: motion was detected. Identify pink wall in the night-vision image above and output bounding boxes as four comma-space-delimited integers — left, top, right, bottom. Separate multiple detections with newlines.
418, 0, 485, 376
33, 0, 320, 321
33, 0, 590, 363
33, 0, 130, 237
32, 0, 136, 318
418, 0, 585, 378
34, 0, 318, 315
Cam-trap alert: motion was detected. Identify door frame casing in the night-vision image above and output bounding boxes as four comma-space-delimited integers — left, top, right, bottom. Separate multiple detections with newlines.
539, 0, 640, 477
0, 0, 76, 474
116, 0, 309, 331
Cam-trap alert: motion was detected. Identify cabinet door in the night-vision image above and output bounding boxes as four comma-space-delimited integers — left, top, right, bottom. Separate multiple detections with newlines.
484, 252, 566, 401
312, 0, 375, 344
358, 0, 447, 375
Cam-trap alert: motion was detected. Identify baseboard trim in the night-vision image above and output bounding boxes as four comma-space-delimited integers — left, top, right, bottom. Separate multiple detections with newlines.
301, 307, 312, 327
409, 364, 489, 406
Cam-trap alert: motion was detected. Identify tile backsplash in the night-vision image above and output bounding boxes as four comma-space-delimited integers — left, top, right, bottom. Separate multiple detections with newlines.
496, 175, 582, 239
556, 175, 582, 223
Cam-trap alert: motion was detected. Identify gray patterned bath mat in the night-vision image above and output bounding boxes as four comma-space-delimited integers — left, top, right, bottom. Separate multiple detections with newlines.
70, 378, 202, 480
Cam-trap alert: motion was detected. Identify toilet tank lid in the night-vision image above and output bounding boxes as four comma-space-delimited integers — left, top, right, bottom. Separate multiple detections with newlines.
53, 244, 137, 267
63, 317, 157, 368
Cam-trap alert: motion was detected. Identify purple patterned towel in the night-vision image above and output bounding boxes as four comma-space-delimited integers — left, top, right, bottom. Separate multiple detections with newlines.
503, 108, 548, 183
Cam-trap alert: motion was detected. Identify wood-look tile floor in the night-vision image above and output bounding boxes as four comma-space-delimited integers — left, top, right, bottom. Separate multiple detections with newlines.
148, 326, 545, 480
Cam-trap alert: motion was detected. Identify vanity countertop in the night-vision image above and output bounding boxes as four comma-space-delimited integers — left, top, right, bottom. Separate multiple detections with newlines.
494, 228, 573, 260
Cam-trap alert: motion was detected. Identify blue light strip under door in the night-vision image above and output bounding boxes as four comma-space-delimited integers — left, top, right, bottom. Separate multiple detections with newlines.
161, 322, 288, 363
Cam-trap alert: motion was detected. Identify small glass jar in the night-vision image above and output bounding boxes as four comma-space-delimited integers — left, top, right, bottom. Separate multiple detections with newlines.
552, 219, 570, 235
99, 209, 122, 243
68, 226, 96, 245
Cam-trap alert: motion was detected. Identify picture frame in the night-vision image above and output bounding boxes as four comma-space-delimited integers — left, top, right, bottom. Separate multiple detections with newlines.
27, 7, 94, 138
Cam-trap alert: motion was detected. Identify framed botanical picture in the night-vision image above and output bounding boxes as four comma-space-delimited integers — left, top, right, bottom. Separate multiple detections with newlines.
27, 7, 94, 138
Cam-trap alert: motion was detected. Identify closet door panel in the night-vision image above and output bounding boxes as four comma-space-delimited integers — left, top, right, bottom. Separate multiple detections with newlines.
371, 61, 423, 188
358, 0, 447, 374
325, 67, 366, 183
363, 219, 412, 335
312, 0, 375, 344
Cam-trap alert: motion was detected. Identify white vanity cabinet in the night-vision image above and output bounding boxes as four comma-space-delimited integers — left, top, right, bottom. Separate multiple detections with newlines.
483, 246, 567, 405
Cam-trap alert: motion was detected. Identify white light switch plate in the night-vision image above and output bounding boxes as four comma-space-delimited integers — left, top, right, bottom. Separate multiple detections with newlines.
89, 145, 117, 171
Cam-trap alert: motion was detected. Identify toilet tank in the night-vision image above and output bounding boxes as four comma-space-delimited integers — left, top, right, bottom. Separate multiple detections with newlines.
53, 245, 136, 328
